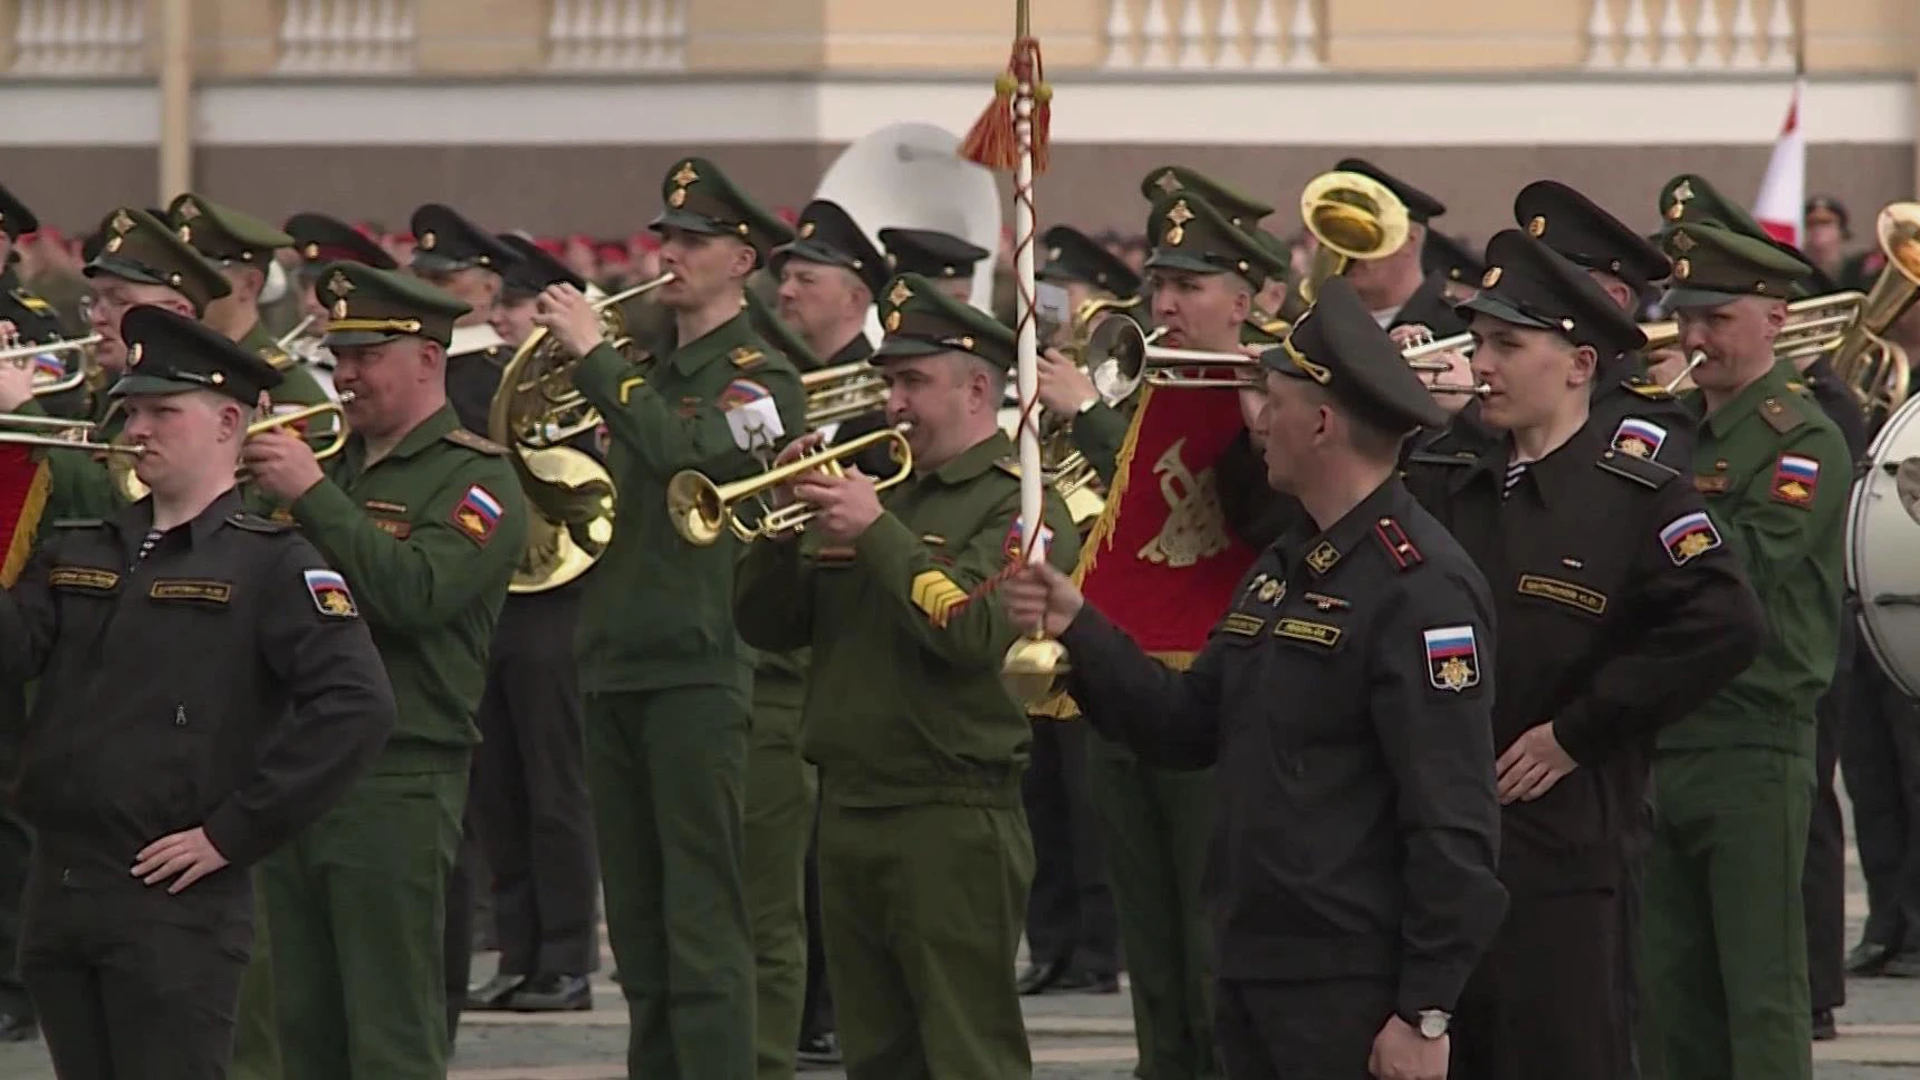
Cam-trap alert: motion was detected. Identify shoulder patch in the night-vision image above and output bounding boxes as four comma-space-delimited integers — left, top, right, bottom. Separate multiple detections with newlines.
450, 483, 506, 545
1759, 395, 1806, 435
1422, 625, 1481, 692
994, 457, 1021, 479
257, 345, 294, 371
303, 569, 359, 618
1372, 516, 1423, 571
729, 346, 766, 370
1610, 417, 1670, 459
442, 427, 510, 456
1660, 510, 1723, 566
226, 512, 295, 534
909, 569, 970, 629
718, 379, 770, 412
1623, 379, 1674, 401
1769, 452, 1820, 508
1596, 449, 1679, 490
10, 289, 53, 315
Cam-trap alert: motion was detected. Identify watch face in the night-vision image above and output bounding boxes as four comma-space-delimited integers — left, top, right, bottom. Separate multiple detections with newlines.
1419, 1011, 1449, 1039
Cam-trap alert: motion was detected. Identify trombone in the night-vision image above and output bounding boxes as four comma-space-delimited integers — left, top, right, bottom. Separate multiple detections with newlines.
803, 361, 890, 429
495, 271, 677, 452
1398, 328, 1491, 397
666, 426, 913, 547
0, 333, 101, 398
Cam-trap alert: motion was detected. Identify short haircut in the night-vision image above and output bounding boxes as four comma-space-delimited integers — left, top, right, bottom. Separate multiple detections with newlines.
956, 351, 1007, 400
1301, 380, 1409, 463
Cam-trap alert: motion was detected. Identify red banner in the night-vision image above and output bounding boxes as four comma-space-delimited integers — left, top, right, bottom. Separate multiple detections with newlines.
1039, 383, 1257, 718
0, 444, 50, 588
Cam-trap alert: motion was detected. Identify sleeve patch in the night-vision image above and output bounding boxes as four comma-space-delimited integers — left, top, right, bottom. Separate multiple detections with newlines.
1611, 417, 1669, 459
303, 569, 359, 618
617, 376, 646, 406
31, 353, 65, 380
1422, 625, 1481, 693
718, 379, 770, 411
1769, 453, 1820, 509
909, 568, 969, 629
1659, 510, 1723, 565
1003, 518, 1055, 563
450, 483, 505, 545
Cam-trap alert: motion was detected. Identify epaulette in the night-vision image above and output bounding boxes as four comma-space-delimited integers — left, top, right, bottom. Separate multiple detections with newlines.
257, 344, 294, 372
1595, 448, 1679, 489
442, 427, 510, 456
1623, 379, 1674, 401
1759, 393, 1807, 435
994, 457, 1021, 479
1404, 450, 1476, 468
1372, 515, 1424, 572
50, 518, 105, 530
227, 512, 295, 534
10, 288, 53, 316
729, 346, 766, 370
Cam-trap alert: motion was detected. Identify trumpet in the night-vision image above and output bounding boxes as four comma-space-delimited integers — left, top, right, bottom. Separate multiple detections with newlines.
0, 333, 101, 398
1090, 315, 1261, 402
116, 393, 356, 503
666, 426, 913, 547
1397, 328, 1490, 397
803, 360, 890, 429
494, 272, 676, 453
0, 413, 143, 456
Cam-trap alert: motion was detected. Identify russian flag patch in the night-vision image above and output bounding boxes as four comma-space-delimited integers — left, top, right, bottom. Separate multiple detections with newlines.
303, 569, 358, 618
450, 483, 504, 545
1659, 510, 1722, 566
1422, 625, 1481, 693
1611, 417, 1668, 459
1770, 452, 1820, 509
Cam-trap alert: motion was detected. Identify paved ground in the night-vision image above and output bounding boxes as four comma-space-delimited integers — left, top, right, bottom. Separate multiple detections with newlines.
3, 787, 1919, 1077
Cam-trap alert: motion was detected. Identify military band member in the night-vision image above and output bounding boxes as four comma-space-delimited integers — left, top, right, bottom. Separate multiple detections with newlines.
878, 227, 987, 303
1331, 158, 1448, 330
1005, 277, 1507, 1078
530, 157, 805, 1080
1639, 218, 1849, 1080
241, 263, 525, 1080
1033, 223, 1142, 485
0, 183, 63, 347
284, 213, 399, 400
773, 199, 884, 371
3, 305, 395, 1080
0, 208, 232, 524
1422, 230, 1485, 305
407, 204, 519, 436
734, 273, 1079, 1079
460, 234, 601, 1017
1402, 231, 1764, 1079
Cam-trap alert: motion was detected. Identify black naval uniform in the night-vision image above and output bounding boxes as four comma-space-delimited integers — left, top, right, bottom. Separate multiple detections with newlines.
1059, 279, 1507, 1075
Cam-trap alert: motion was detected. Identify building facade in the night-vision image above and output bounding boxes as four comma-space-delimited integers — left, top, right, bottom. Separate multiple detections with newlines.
0, 0, 1915, 241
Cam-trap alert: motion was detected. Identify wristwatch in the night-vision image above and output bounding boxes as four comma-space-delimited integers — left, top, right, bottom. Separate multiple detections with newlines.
1075, 395, 1101, 416
1412, 1009, 1451, 1039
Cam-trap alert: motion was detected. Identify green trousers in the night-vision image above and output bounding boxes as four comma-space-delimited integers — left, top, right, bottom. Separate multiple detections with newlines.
743, 696, 816, 1080
818, 798, 1034, 1080
1642, 747, 1814, 1080
587, 687, 754, 1080
229, 888, 280, 1080
1088, 742, 1219, 1080
260, 767, 468, 1080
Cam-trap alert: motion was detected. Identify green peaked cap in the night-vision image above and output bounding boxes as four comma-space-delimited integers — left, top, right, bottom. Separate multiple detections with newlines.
169, 193, 294, 265
84, 206, 232, 315
315, 262, 472, 348
651, 156, 794, 268
873, 272, 1016, 371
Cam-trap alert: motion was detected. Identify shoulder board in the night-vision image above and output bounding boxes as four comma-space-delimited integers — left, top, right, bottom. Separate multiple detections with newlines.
9, 288, 53, 315
1595, 449, 1679, 489
1759, 394, 1807, 435
994, 457, 1021, 479
1404, 451, 1476, 468
1371, 516, 1424, 572
442, 427, 510, 456
257, 344, 294, 372
51, 518, 105, 530
1623, 380, 1674, 401
226, 512, 295, 534
729, 346, 766, 370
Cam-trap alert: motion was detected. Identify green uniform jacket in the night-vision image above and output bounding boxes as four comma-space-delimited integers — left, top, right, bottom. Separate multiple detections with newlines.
287, 404, 525, 773
571, 310, 805, 696
1661, 361, 1848, 758
241, 321, 330, 410
735, 431, 1081, 808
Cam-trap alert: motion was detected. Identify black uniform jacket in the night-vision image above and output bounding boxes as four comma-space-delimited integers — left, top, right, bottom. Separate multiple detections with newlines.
0, 490, 395, 904
1060, 477, 1507, 1018
1404, 418, 1764, 893
1417, 354, 1695, 473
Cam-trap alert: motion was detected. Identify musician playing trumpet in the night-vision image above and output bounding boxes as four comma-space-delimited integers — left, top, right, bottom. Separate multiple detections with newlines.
734, 274, 1077, 1080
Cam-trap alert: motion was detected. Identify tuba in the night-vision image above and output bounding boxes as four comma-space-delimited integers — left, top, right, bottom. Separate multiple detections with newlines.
1827, 202, 1920, 420
1295, 170, 1413, 308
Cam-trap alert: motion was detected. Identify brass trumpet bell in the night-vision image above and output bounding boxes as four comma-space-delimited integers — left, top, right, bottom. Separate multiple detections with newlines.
1296, 171, 1413, 306
494, 272, 676, 453
667, 426, 913, 547
1090, 314, 1262, 402
1829, 202, 1920, 419
509, 445, 615, 593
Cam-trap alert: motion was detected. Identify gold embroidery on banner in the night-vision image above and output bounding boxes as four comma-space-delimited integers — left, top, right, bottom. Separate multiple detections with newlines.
1135, 437, 1231, 570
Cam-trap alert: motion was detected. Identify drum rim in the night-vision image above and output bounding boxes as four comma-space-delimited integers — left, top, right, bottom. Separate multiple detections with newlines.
1848, 393, 1920, 699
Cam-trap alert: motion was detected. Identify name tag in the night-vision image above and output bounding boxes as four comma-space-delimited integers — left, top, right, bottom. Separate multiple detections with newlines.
1220, 612, 1265, 637
150, 579, 233, 604
370, 517, 413, 539
813, 545, 856, 565
49, 566, 118, 592
1517, 573, 1608, 616
1694, 475, 1731, 494
1273, 618, 1342, 648
363, 499, 409, 515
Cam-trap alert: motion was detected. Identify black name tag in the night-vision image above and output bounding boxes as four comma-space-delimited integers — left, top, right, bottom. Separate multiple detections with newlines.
150, 579, 233, 604
49, 566, 118, 592
1517, 573, 1607, 616
1220, 612, 1266, 637
1273, 618, 1342, 648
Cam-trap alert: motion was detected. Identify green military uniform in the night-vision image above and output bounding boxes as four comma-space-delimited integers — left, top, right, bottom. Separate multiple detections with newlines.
735, 274, 1080, 1078
255, 264, 523, 1080
168, 193, 337, 1080
570, 158, 805, 1080
1640, 211, 1849, 1080
740, 198, 889, 1079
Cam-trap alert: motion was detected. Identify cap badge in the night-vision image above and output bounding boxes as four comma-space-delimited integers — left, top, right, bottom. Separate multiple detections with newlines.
799, 221, 815, 239
888, 280, 913, 309
1165, 199, 1195, 247
668, 162, 700, 209
1154, 170, 1182, 195
1527, 215, 1547, 237
1481, 266, 1502, 288
303, 241, 320, 259
1666, 179, 1695, 222
1047, 246, 1062, 261
127, 343, 143, 367
327, 269, 355, 297
885, 309, 902, 332
333, 298, 350, 318
1561, 318, 1576, 332
419, 231, 437, 250
176, 224, 192, 243
111, 209, 135, 236
105, 235, 124, 254
1674, 258, 1691, 280
1671, 231, 1696, 253
176, 200, 199, 221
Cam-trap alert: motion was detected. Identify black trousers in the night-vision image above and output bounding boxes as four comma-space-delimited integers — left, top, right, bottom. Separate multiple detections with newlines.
1804, 636, 1852, 1010
1451, 885, 1621, 1080
1020, 719, 1119, 975
1840, 653, 1920, 949
1214, 975, 1394, 1079
0, 683, 31, 1022
470, 588, 599, 977
21, 874, 252, 1080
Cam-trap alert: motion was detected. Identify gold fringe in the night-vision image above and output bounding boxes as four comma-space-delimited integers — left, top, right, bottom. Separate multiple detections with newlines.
1, 461, 51, 589
1030, 648, 1199, 721
1072, 384, 1155, 587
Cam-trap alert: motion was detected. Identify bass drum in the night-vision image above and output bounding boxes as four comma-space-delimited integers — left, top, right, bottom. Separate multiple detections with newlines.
1847, 392, 1920, 698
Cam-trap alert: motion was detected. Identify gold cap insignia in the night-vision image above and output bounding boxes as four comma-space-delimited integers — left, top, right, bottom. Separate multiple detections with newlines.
886, 253, 898, 269
1674, 258, 1691, 280
1481, 266, 1502, 288
419, 231, 436, 250
327, 269, 354, 297
1755, 281, 1768, 293
1561, 318, 1576, 331
303, 241, 320, 259
177, 200, 199, 221
668, 187, 687, 209
1165, 199, 1194, 246
177, 224, 192, 243
111, 209, 135, 235
333, 298, 349, 318
1672, 179, 1695, 204
105, 235, 124, 254
673, 162, 700, 187
799, 221, 815, 238
127, 343, 143, 367
888, 280, 913, 308
885, 309, 902, 332
1527, 215, 1547, 237
1671, 230, 1696, 252
1154, 170, 1182, 195
1047, 246, 1061, 261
